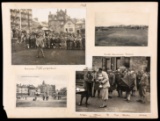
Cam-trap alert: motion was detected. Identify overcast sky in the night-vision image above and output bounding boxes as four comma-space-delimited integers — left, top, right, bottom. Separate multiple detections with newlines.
95, 12, 149, 26
32, 8, 86, 22
17, 75, 67, 90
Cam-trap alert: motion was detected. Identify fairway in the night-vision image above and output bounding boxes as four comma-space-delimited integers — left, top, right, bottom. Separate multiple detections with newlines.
95, 28, 148, 46
12, 47, 85, 65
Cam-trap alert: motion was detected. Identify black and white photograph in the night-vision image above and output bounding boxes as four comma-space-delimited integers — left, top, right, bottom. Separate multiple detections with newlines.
76, 56, 150, 112
16, 75, 67, 107
95, 13, 148, 46
11, 8, 85, 65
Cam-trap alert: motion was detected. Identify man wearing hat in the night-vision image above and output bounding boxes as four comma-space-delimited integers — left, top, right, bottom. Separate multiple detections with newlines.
36, 25, 45, 58
83, 68, 93, 97
107, 70, 115, 98
96, 68, 110, 108
137, 69, 149, 104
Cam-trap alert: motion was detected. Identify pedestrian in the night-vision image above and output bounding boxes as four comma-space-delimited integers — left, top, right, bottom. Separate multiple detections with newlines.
108, 70, 115, 99
92, 68, 100, 97
97, 68, 110, 108
137, 69, 149, 104
82, 35, 85, 50
131, 70, 137, 96
123, 68, 132, 102
43, 92, 46, 101
136, 71, 142, 90
115, 69, 124, 97
83, 70, 93, 97
56, 90, 59, 100
93, 73, 101, 98
46, 92, 49, 101
36, 26, 45, 58
33, 90, 38, 101
123, 69, 137, 102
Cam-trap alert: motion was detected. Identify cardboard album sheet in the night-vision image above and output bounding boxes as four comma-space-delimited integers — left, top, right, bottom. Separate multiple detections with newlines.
2, 2, 158, 118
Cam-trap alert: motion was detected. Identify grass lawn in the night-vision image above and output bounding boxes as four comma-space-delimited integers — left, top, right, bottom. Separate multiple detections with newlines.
95, 28, 148, 46
12, 45, 85, 65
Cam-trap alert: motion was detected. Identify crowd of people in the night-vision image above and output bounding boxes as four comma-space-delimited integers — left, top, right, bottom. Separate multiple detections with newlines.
11, 26, 85, 58
80, 67, 150, 108
18, 89, 62, 101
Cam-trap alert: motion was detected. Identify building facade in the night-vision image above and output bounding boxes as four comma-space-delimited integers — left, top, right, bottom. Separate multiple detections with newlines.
16, 84, 29, 95
28, 85, 36, 96
48, 9, 85, 34
63, 20, 75, 33
38, 81, 56, 96
93, 56, 150, 72
48, 9, 69, 33
16, 81, 56, 97
10, 9, 32, 31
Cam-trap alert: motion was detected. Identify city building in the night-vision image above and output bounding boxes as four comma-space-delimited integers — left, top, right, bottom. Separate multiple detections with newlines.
93, 56, 150, 72
38, 81, 56, 96
10, 9, 32, 31
16, 84, 28, 95
16, 81, 56, 97
48, 9, 69, 33
63, 19, 76, 33
48, 9, 85, 34
28, 85, 36, 96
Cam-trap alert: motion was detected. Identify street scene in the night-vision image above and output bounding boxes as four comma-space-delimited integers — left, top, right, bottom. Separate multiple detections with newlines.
76, 56, 150, 112
16, 75, 67, 107
11, 8, 85, 65
95, 13, 148, 46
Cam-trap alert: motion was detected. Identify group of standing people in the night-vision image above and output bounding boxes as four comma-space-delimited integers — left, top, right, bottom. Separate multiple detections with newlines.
42, 92, 49, 101
83, 68, 111, 108
83, 67, 149, 108
33, 90, 49, 101
12, 26, 85, 58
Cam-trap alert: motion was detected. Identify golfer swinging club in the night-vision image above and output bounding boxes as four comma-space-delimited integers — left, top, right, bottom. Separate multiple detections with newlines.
36, 26, 45, 58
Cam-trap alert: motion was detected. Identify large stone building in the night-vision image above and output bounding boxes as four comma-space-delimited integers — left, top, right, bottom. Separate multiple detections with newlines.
63, 19, 76, 33
16, 84, 36, 96
38, 81, 56, 96
93, 56, 150, 72
48, 9, 69, 33
48, 9, 85, 34
28, 85, 36, 96
16, 81, 56, 97
16, 84, 28, 95
10, 9, 32, 31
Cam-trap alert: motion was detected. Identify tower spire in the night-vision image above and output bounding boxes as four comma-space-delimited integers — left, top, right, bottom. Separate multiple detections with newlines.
42, 80, 45, 85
